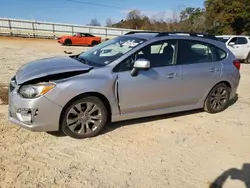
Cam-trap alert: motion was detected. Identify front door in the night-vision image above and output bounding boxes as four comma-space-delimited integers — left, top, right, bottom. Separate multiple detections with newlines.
76, 33, 87, 45
115, 40, 183, 114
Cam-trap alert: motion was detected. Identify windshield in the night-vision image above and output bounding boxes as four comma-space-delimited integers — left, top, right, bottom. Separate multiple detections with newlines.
78, 36, 146, 66
217, 37, 230, 43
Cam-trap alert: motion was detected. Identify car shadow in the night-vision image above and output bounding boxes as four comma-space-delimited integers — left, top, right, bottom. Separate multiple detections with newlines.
102, 94, 239, 135
209, 163, 250, 188
101, 109, 203, 135
47, 94, 238, 138
46, 131, 66, 137
228, 93, 239, 106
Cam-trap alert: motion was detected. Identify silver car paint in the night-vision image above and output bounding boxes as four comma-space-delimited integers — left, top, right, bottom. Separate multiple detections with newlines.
8, 35, 240, 132
8, 88, 62, 131
15, 56, 92, 85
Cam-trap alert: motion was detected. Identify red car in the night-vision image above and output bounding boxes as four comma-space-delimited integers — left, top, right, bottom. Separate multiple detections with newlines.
57, 33, 101, 46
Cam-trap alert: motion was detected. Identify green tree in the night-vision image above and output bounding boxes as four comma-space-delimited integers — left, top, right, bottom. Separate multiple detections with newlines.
179, 7, 206, 32
205, 0, 250, 35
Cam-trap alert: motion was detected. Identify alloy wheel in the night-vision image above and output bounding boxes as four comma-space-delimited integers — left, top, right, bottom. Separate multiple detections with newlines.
209, 86, 229, 111
66, 102, 102, 135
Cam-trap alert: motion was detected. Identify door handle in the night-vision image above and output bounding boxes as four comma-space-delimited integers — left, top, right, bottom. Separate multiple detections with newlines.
167, 72, 177, 78
209, 68, 219, 72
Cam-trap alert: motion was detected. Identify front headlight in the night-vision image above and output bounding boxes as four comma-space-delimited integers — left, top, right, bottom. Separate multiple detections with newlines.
18, 83, 55, 99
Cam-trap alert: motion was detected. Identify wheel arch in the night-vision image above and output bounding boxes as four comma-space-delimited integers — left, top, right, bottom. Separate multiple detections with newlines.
203, 80, 232, 106
91, 40, 99, 45
217, 81, 231, 90
64, 38, 72, 44
59, 92, 112, 130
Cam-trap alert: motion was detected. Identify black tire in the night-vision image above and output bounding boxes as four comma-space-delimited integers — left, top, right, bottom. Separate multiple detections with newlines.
91, 41, 98, 46
204, 83, 231, 114
61, 96, 108, 139
246, 52, 250, 64
64, 39, 72, 46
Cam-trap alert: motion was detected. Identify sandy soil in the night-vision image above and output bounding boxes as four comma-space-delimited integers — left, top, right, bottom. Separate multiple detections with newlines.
0, 36, 250, 188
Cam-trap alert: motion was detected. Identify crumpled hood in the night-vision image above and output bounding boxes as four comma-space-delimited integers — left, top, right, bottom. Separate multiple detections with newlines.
15, 56, 93, 85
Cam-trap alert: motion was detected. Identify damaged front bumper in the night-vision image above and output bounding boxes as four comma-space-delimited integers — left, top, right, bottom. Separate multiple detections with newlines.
8, 79, 62, 132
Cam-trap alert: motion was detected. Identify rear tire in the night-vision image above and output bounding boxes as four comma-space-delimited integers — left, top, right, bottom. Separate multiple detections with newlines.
64, 39, 72, 46
246, 52, 250, 64
91, 41, 98, 46
204, 83, 230, 114
61, 96, 107, 139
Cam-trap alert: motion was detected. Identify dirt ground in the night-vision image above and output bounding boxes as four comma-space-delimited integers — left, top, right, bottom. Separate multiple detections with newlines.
0, 36, 250, 188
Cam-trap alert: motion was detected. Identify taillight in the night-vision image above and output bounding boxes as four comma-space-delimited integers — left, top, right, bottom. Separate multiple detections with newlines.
233, 60, 240, 70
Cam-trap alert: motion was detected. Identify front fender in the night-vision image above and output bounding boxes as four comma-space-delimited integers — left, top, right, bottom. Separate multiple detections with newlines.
45, 73, 120, 116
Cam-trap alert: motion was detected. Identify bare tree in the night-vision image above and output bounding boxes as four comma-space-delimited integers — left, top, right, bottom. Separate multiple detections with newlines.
171, 10, 180, 23
127, 10, 141, 20
151, 12, 166, 23
105, 18, 113, 27
89, 18, 101, 26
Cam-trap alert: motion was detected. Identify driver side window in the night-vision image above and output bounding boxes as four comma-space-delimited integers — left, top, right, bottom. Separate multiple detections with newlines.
114, 40, 177, 72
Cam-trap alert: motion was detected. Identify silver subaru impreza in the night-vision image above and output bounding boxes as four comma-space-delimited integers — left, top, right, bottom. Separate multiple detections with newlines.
8, 32, 241, 139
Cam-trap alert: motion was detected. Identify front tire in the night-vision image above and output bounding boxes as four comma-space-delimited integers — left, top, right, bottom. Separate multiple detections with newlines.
91, 41, 99, 46
204, 83, 230, 114
64, 39, 72, 46
61, 96, 108, 139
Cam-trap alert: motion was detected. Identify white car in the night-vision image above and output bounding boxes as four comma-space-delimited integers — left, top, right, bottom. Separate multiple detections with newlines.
217, 35, 250, 63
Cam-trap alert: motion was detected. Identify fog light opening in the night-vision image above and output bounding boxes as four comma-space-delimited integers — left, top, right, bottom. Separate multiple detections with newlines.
34, 109, 38, 118
16, 108, 33, 124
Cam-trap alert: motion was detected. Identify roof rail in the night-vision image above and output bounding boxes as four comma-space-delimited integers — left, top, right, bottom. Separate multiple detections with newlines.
156, 31, 217, 40
125, 31, 159, 35
125, 31, 217, 40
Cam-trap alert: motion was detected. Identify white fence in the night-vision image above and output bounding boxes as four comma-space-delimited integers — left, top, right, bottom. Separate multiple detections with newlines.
0, 18, 141, 39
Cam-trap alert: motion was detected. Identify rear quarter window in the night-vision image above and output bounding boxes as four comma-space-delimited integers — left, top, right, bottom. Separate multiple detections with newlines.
213, 46, 227, 61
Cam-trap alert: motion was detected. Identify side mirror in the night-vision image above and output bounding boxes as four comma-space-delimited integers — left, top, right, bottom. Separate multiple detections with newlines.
229, 42, 235, 46
131, 58, 150, 77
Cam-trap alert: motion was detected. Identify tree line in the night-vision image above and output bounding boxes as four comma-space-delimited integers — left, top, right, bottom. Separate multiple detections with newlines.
89, 0, 250, 35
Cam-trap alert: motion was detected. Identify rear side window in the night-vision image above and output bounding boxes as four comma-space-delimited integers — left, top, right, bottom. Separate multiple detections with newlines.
177, 40, 216, 65
237, 37, 248, 45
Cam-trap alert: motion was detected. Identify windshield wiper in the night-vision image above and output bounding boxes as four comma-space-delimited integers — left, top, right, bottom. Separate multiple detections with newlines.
71, 56, 90, 65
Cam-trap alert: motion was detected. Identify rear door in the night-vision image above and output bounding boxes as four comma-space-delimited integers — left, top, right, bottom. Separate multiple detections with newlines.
176, 39, 223, 105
